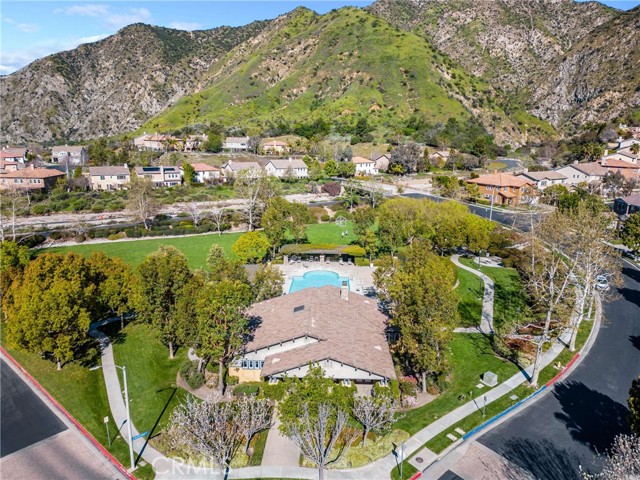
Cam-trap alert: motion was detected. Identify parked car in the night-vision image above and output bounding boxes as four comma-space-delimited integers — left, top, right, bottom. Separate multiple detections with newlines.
595, 274, 610, 291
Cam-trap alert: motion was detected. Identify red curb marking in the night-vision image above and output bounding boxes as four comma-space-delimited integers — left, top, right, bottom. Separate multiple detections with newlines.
1, 347, 136, 480
409, 472, 423, 480
546, 353, 580, 387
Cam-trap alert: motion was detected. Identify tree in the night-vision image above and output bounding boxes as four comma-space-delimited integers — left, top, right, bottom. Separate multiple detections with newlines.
374, 242, 459, 391
389, 142, 422, 174
337, 161, 356, 178
184, 203, 203, 226
0, 241, 29, 312
4, 253, 97, 369
206, 244, 248, 284
0, 186, 27, 241
168, 397, 243, 474
88, 253, 133, 329
253, 264, 284, 301
133, 246, 192, 358
324, 159, 338, 177
203, 133, 223, 153
236, 397, 273, 453
210, 208, 229, 236
621, 213, 640, 253
352, 206, 375, 237
247, 136, 261, 154
182, 162, 195, 186
629, 377, 640, 436
126, 176, 158, 230
234, 170, 268, 231
287, 403, 355, 480
232, 231, 270, 264
580, 434, 640, 480
195, 279, 253, 393
289, 202, 311, 243
261, 197, 292, 256
352, 393, 397, 445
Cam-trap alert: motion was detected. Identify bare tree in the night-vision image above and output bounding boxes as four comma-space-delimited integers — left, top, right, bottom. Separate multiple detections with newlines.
234, 170, 265, 231
287, 403, 355, 480
211, 208, 228, 236
236, 397, 273, 453
580, 434, 640, 480
352, 394, 398, 445
126, 176, 158, 230
169, 397, 243, 474
0, 186, 27, 241
184, 203, 203, 226
526, 212, 576, 387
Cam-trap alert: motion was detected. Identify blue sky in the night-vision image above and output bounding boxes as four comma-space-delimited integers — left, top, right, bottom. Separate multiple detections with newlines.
1, 0, 637, 75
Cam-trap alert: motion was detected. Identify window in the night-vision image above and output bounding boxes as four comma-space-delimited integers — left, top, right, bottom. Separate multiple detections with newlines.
248, 360, 254, 369
117, 175, 126, 180
242, 359, 248, 369
100, 176, 105, 180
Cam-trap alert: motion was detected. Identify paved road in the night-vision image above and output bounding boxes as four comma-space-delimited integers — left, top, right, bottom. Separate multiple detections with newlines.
474, 263, 640, 479
0, 357, 128, 480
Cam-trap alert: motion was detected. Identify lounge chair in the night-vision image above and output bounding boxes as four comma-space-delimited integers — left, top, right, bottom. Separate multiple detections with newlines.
347, 259, 353, 266
339, 259, 344, 265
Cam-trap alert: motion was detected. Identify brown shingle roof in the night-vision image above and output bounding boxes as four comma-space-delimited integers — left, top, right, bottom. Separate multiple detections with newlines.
572, 162, 608, 176
247, 286, 395, 379
2, 167, 64, 179
467, 173, 533, 188
266, 159, 307, 170
619, 192, 640, 207
89, 166, 130, 176
518, 171, 567, 181
351, 156, 374, 164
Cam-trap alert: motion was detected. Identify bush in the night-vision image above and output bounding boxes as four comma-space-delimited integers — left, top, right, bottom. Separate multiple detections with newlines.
74, 235, 86, 243
342, 245, 366, 257
180, 361, 205, 390
107, 232, 126, 241
322, 182, 341, 196
334, 209, 353, 220
320, 214, 331, 222
355, 257, 370, 266
399, 377, 418, 398
21, 234, 46, 248
233, 382, 262, 397
263, 381, 287, 401
226, 375, 240, 386
31, 204, 50, 215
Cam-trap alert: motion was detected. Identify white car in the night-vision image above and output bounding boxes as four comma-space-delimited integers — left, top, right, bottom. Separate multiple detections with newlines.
595, 274, 609, 291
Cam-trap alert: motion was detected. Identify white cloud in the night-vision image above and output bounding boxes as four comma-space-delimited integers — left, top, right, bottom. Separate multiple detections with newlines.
168, 21, 203, 31
0, 34, 109, 75
16, 23, 39, 33
57, 4, 151, 28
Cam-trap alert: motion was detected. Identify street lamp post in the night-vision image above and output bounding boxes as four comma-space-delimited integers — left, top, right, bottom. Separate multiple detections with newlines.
91, 364, 135, 471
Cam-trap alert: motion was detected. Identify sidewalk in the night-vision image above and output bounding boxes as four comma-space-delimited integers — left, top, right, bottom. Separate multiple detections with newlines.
451, 254, 494, 335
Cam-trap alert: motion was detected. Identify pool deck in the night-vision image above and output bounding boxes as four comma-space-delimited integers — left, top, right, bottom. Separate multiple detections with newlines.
277, 262, 375, 296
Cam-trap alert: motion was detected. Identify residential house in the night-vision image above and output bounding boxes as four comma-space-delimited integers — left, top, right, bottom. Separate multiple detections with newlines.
0, 165, 65, 191
352, 156, 379, 176
183, 163, 221, 183
89, 166, 131, 191
618, 138, 640, 150
221, 160, 261, 179
516, 171, 567, 191
133, 133, 177, 151
600, 158, 640, 182
373, 153, 390, 172
554, 162, 608, 187
51, 145, 89, 165
223, 136, 249, 151
134, 166, 182, 187
467, 172, 536, 206
613, 193, 640, 217
230, 285, 396, 386
0, 147, 27, 163
264, 158, 308, 178
262, 139, 290, 155
184, 134, 207, 152
0, 159, 21, 173
428, 149, 451, 167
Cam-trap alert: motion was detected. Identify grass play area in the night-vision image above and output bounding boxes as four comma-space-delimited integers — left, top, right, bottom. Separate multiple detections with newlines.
454, 265, 484, 327
44, 221, 357, 268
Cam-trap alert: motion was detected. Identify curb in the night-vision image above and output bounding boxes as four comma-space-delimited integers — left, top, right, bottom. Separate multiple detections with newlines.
0, 347, 135, 480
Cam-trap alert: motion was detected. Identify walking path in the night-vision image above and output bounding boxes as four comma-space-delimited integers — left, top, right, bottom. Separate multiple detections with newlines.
260, 411, 300, 468
451, 254, 494, 335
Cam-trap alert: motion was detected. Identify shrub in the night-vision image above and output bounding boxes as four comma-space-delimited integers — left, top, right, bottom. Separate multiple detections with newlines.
180, 361, 205, 390
263, 381, 287, 401
320, 214, 331, 222
31, 204, 50, 215
334, 209, 353, 220
21, 234, 46, 248
107, 232, 126, 241
74, 235, 86, 243
226, 375, 240, 386
322, 182, 341, 196
91, 204, 105, 214
342, 245, 366, 257
399, 377, 418, 398
355, 257, 370, 266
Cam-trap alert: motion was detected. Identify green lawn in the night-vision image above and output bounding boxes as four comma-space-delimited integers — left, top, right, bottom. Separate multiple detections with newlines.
454, 265, 484, 327
459, 258, 528, 332
394, 334, 520, 436
0, 327, 155, 479
43, 223, 358, 268
107, 323, 190, 439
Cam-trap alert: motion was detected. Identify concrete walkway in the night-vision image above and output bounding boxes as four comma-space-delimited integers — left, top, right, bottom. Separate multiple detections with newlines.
260, 411, 300, 468
451, 255, 495, 335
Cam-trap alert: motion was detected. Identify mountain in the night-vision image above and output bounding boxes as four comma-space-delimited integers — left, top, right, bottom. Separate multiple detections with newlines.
0, 21, 269, 143
145, 7, 552, 146
367, 0, 639, 129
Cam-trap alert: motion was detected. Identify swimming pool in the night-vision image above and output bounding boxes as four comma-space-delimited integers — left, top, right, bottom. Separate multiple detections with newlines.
289, 270, 350, 293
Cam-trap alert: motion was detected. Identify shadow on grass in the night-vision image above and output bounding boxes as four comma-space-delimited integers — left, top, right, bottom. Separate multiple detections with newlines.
98, 321, 128, 345
137, 387, 177, 465
464, 333, 528, 381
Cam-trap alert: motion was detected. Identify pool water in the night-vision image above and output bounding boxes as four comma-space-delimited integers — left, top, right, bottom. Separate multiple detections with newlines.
289, 270, 350, 293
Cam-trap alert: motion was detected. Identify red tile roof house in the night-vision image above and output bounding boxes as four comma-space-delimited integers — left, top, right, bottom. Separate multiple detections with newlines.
467, 173, 536, 206
0, 165, 65, 191
0, 147, 27, 163
229, 285, 396, 386
181, 163, 221, 183
600, 158, 640, 181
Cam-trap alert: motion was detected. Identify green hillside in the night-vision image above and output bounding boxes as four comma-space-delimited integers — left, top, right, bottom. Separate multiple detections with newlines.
145, 7, 552, 144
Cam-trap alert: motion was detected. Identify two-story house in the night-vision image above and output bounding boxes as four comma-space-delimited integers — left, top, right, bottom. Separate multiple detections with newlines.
554, 162, 608, 187
134, 166, 182, 187
221, 160, 261, 179
182, 163, 221, 183
516, 171, 567, 191
0, 165, 65, 191
89, 166, 131, 191
51, 145, 89, 165
264, 158, 308, 178
262, 140, 290, 155
351, 156, 378, 176
467, 172, 536, 206
0, 147, 27, 163
223, 136, 249, 151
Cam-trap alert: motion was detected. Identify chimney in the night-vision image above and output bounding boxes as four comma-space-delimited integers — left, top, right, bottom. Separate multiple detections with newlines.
124, 163, 128, 170
340, 281, 349, 301
30, 164, 35, 170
